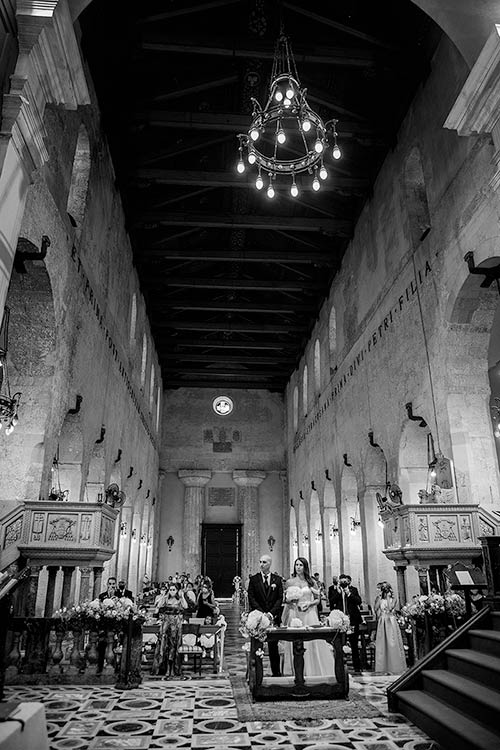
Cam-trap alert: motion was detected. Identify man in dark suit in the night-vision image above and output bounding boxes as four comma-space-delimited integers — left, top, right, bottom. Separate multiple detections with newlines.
328, 573, 363, 673
247, 554, 283, 676
116, 579, 134, 601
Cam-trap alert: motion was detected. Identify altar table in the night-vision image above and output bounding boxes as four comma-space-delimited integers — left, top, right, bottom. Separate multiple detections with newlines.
249, 626, 348, 701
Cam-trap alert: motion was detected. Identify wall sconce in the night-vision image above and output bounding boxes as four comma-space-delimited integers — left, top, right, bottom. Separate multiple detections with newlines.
302, 533, 309, 544
343, 453, 352, 467
147, 537, 152, 549
329, 523, 339, 539
167, 535, 175, 552
140, 533, 147, 545
267, 535, 276, 552
120, 522, 128, 537
292, 538, 298, 547
131, 528, 137, 542
311, 480, 316, 491
325, 469, 331, 481
299, 490, 304, 500
315, 529, 322, 542
349, 517, 361, 534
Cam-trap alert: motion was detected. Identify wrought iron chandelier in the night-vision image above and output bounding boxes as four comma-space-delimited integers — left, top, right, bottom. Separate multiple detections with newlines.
237, 33, 341, 198
0, 307, 21, 435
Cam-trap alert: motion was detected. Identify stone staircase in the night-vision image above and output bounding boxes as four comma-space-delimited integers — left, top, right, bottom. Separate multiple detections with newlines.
388, 606, 500, 750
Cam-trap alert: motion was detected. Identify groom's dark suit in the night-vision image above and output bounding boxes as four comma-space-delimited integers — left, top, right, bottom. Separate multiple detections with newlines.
247, 572, 283, 676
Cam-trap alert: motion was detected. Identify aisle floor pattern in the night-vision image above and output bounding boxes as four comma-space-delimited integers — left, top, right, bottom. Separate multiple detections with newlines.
4, 602, 441, 750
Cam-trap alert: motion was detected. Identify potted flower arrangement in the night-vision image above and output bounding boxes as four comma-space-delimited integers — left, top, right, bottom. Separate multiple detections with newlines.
400, 591, 466, 658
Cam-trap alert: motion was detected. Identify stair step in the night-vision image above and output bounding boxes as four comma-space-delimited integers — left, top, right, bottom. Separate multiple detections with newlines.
396, 690, 500, 750
469, 629, 500, 657
445, 648, 500, 683
421, 669, 500, 731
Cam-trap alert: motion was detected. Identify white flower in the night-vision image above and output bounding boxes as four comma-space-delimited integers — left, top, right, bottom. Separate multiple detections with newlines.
289, 617, 303, 628
328, 610, 350, 631
285, 586, 302, 603
241, 642, 251, 652
102, 598, 115, 607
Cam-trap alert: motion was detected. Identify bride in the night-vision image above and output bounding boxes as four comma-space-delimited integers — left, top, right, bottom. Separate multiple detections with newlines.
282, 557, 335, 677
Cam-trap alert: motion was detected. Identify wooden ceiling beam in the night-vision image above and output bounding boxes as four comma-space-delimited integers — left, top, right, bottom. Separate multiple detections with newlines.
156, 321, 307, 332
165, 353, 295, 364
153, 75, 238, 103
149, 276, 325, 291
141, 37, 378, 67
162, 300, 316, 313
163, 338, 296, 350
134, 211, 350, 235
165, 378, 285, 390
132, 168, 369, 194
133, 110, 376, 138
161, 365, 290, 376
139, 248, 336, 264
140, 0, 242, 24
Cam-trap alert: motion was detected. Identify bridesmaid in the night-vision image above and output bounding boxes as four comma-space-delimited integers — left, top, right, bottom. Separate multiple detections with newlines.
374, 581, 407, 674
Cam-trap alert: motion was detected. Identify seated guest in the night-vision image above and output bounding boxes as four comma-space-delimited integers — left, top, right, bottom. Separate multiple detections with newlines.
183, 581, 197, 613
196, 582, 218, 622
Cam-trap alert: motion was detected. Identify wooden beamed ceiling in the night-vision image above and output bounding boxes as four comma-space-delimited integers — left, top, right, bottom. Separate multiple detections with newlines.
80, 0, 439, 391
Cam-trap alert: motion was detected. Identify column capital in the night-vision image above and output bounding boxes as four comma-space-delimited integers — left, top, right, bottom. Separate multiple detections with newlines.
178, 469, 212, 487
233, 470, 266, 488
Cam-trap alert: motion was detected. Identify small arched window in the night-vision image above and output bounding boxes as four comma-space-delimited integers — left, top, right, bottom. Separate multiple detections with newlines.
314, 339, 321, 393
67, 124, 91, 243
129, 293, 137, 349
329, 306, 337, 356
302, 365, 308, 415
149, 364, 155, 411
293, 386, 299, 431
141, 334, 148, 388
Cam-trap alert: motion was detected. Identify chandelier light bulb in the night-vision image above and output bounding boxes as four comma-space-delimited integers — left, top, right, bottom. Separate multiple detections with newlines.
284, 98, 291, 108
248, 152, 256, 165
5, 425, 13, 435
495, 429, 500, 438
237, 159, 245, 174
312, 175, 320, 191
332, 144, 341, 160
277, 128, 286, 144
314, 138, 324, 154
378, 517, 384, 528
302, 118, 311, 132
319, 165, 328, 180
0, 422, 3, 430
267, 183, 275, 199
286, 84, 294, 99
256, 174, 264, 190
11, 415, 18, 426
291, 180, 298, 197
250, 127, 260, 142
275, 90, 283, 102
430, 467, 437, 479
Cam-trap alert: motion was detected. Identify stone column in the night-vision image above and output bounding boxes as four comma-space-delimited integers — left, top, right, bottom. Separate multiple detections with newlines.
394, 565, 408, 606
26, 565, 41, 616
93, 568, 103, 599
233, 470, 266, 582
79, 566, 92, 603
178, 470, 212, 575
61, 566, 74, 608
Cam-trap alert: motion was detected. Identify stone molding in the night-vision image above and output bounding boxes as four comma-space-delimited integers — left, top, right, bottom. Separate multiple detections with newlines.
178, 469, 211, 487
232, 470, 266, 487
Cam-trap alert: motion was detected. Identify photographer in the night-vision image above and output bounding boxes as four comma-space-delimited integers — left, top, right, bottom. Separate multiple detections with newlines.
328, 573, 363, 673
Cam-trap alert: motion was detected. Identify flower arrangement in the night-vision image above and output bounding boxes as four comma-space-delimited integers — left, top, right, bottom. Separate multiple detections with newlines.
327, 609, 350, 632
239, 609, 272, 641
53, 596, 147, 631
288, 617, 303, 628
400, 593, 445, 620
285, 585, 302, 604
443, 592, 466, 618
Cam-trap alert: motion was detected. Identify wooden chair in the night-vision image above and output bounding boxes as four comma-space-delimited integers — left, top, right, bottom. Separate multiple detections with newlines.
177, 623, 203, 675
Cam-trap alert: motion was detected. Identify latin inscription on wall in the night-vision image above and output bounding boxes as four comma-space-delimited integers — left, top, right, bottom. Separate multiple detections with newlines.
208, 488, 235, 506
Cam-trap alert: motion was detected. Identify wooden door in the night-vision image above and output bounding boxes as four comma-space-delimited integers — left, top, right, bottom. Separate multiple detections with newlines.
202, 524, 241, 597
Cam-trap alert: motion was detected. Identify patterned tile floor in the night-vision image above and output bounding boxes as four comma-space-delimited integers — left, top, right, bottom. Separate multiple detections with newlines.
4, 603, 441, 750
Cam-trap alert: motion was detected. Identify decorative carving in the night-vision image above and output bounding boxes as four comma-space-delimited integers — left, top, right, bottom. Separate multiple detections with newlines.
432, 517, 458, 542
79, 514, 92, 542
417, 516, 429, 542
479, 518, 495, 536
459, 515, 472, 541
31, 512, 45, 540
47, 515, 77, 541
4, 518, 22, 547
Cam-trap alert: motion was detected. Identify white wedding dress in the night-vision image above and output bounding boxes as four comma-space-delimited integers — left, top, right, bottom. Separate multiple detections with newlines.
281, 582, 335, 678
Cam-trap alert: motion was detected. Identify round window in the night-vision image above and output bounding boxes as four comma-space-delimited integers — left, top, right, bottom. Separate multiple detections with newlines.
213, 395, 233, 416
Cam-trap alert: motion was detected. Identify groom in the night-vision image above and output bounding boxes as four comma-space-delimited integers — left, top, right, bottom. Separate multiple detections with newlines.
247, 554, 283, 676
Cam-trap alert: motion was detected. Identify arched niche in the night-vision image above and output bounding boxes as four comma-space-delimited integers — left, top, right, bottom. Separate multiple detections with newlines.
309, 489, 322, 579
2, 254, 56, 501
289, 504, 298, 576
323, 479, 339, 585
67, 124, 90, 245
404, 146, 431, 247
340, 465, 362, 591
399, 418, 432, 504
56, 409, 84, 502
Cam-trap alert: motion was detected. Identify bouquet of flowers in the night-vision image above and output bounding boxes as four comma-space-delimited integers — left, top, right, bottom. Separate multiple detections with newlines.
327, 609, 350, 632
401, 593, 445, 621
53, 597, 147, 631
239, 609, 272, 642
443, 592, 466, 618
285, 585, 302, 604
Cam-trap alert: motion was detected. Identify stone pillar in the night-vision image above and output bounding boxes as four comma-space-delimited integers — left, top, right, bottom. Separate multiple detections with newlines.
61, 566, 74, 608
79, 566, 92, 603
178, 470, 212, 575
233, 470, 266, 583
26, 565, 41, 616
93, 568, 103, 599
44, 566, 58, 617
359, 483, 387, 605
394, 565, 408, 606
279, 470, 288, 576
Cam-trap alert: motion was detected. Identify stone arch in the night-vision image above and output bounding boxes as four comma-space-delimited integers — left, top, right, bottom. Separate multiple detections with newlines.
289, 504, 298, 575
323, 479, 339, 584
404, 146, 431, 246
66, 123, 91, 244
340, 465, 363, 591
446, 255, 500, 506
140, 333, 148, 388
328, 306, 337, 357
309, 489, 322, 579
129, 292, 137, 349
2, 255, 57, 501
56, 408, 84, 502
